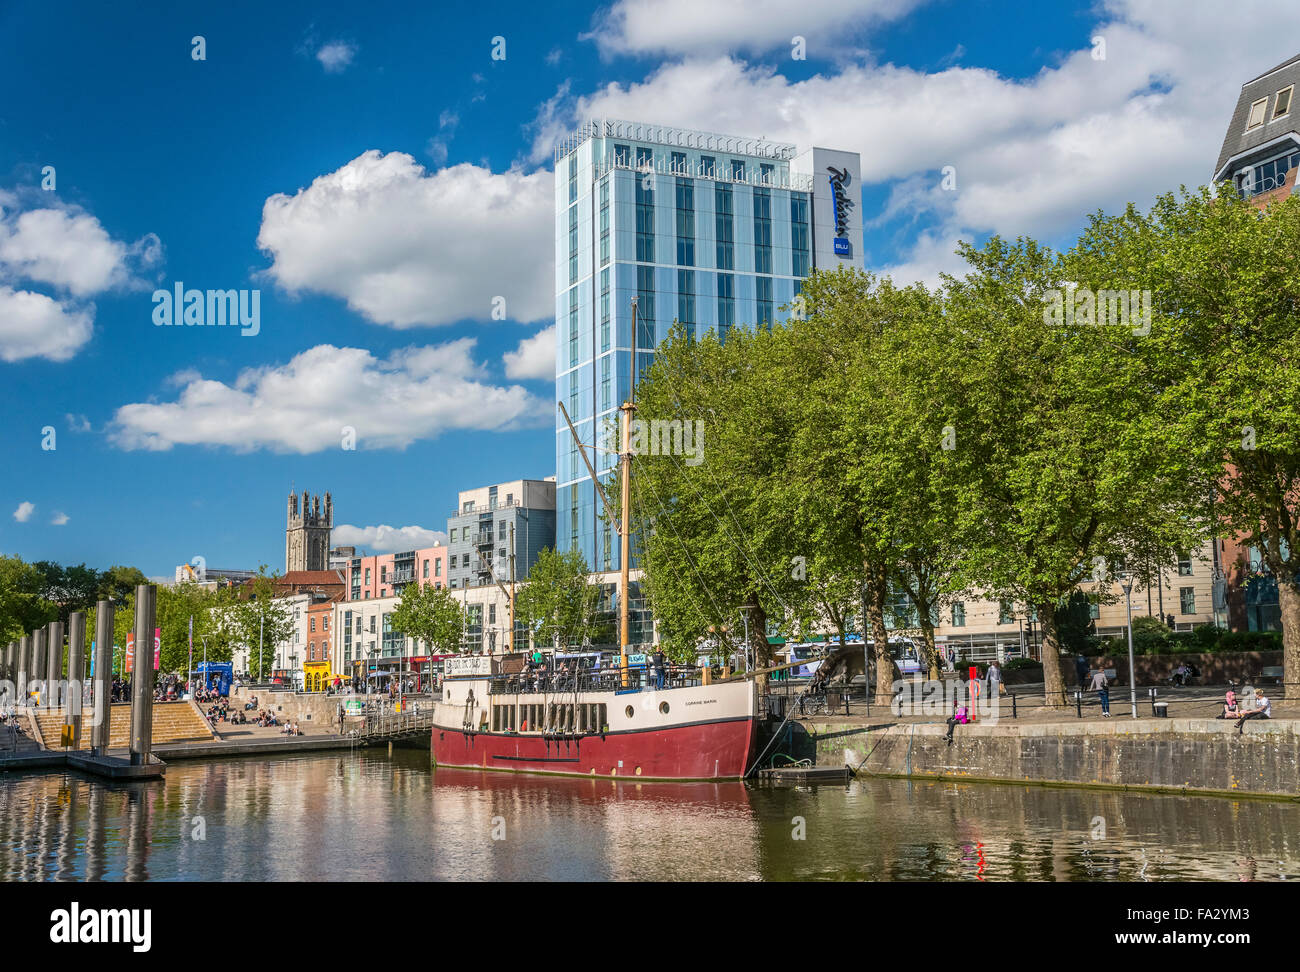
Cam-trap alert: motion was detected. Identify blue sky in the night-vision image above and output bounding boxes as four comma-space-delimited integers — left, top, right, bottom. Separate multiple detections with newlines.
1, 0, 1297, 578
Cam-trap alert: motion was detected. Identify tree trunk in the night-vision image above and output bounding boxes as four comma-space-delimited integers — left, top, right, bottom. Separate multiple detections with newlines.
1278, 580, 1300, 700
919, 614, 940, 680
748, 598, 771, 691
1037, 600, 1068, 708
866, 561, 895, 705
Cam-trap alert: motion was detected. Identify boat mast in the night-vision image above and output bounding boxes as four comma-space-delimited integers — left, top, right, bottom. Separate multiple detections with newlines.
619, 298, 638, 687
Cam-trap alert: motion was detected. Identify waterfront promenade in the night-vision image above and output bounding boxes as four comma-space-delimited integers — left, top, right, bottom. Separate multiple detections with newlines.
780, 682, 1300, 800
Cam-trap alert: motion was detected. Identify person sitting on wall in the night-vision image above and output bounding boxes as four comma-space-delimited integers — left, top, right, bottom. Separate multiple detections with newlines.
1219, 690, 1240, 719
1234, 691, 1271, 734
945, 704, 968, 746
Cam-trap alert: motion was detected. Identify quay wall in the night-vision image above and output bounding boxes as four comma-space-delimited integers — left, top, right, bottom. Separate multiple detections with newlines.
798, 719, 1300, 800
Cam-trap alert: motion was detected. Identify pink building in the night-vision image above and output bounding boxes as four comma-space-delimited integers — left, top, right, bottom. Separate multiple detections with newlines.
345, 545, 448, 601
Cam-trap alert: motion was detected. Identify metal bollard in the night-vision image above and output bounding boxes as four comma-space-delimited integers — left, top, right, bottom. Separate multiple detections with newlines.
1148, 686, 1158, 717
1075, 690, 1082, 718
1011, 693, 1017, 719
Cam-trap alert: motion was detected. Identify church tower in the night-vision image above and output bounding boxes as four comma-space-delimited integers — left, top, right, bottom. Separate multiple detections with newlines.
286, 490, 333, 572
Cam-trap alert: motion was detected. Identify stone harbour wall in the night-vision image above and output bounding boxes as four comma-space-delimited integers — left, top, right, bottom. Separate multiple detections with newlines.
801, 719, 1300, 800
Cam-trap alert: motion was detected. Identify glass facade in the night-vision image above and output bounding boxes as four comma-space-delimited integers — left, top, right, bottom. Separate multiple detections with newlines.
554, 122, 822, 570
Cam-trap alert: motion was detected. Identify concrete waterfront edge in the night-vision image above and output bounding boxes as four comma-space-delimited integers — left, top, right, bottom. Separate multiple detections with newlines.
803, 719, 1300, 802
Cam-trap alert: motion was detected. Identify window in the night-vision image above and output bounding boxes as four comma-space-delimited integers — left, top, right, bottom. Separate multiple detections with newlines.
601, 355, 610, 411
600, 267, 611, 352
423, 559, 429, 578
677, 268, 695, 327
1177, 553, 1193, 576
462, 554, 470, 568
435, 559, 441, 577
380, 566, 387, 581
715, 183, 734, 270
670, 150, 686, 174
635, 150, 655, 262
489, 604, 497, 624
364, 568, 371, 585
567, 154, 577, 204
675, 178, 695, 266
1089, 601, 1100, 620
599, 178, 610, 266
614, 143, 630, 167
759, 162, 773, 185
568, 204, 578, 284
951, 602, 966, 627
753, 187, 772, 274
449, 528, 457, 542
310, 618, 316, 632
756, 275, 773, 329
1274, 85, 1293, 119
323, 616, 329, 631
369, 616, 376, 633
791, 195, 810, 278
700, 155, 715, 178
998, 601, 1015, 625
1247, 97, 1268, 129
1179, 587, 1196, 615
716, 273, 734, 341
1238, 149, 1300, 197
730, 159, 745, 182
499, 520, 506, 540
636, 264, 656, 349
568, 287, 579, 368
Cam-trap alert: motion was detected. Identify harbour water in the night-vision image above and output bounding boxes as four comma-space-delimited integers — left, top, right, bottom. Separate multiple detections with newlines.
1, 749, 1297, 881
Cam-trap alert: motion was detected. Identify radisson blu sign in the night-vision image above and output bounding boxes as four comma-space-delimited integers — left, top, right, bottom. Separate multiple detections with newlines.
827, 165, 855, 257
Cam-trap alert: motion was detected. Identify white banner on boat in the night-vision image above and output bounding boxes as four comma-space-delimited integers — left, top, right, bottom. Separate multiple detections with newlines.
445, 656, 492, 678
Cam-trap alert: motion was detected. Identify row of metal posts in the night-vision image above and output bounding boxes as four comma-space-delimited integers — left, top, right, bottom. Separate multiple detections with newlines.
1, 585, 156, 765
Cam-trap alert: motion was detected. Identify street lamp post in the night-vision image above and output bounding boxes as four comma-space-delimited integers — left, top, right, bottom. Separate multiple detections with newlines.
1121, 576, 1138, 719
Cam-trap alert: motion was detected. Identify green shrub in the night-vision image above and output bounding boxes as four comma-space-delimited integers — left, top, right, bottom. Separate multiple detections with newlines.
1214, 630, 1283, 653
1004, 657, 1043, 671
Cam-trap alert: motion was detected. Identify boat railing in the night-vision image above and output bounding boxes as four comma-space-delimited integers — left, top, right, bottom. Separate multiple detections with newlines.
487, 668, 702, 696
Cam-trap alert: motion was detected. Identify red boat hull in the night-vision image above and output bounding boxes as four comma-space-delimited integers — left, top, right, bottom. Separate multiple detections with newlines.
431, 717, 757, 781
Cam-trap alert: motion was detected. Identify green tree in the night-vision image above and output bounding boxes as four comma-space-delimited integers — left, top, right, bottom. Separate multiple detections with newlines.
939, 235, 1206, 706
97, 565, 149, 606
230, 567, 294, 679
0, 555, 59, 643
630, 320, 813, 666
1069, 186, 1300, 690
390, 582, 467, 656
514, 548, 611, 652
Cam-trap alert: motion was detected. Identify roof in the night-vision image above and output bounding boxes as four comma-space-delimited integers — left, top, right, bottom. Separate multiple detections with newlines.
1214, 52, 1300, 179
278, 570, 345, 585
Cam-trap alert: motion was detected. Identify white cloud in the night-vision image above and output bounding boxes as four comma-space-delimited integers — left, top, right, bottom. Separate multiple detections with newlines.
109, 339, 549, 453
503, 325, 556, 380
12, 502, 34, 522
333, 524, 447, 552
316, 41, 356, 73
65, 413, 91, 432
257, 151, 553, 327
584, 0, 924, 58
50, 512, 69, 526
0, 287, 93, 362
0, 204, 160, 296
538, 0, 1300, 282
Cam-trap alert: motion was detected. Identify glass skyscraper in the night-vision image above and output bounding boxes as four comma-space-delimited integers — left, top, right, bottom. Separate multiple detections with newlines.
554, 119, 863, 571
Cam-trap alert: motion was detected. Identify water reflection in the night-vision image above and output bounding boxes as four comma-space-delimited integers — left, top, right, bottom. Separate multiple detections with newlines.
0, 751, 1295, 881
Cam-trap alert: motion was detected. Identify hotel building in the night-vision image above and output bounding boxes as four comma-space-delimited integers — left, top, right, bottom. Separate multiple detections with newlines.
552, 119, 864, 573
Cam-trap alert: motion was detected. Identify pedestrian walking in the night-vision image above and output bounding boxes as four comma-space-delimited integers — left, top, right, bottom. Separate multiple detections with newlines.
985, 661, 1002, 699
1089, 665, 1111, 717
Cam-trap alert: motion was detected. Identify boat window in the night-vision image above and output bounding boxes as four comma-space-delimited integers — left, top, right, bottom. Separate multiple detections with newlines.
625, 705, 634, 718
659, 701, 669, 714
